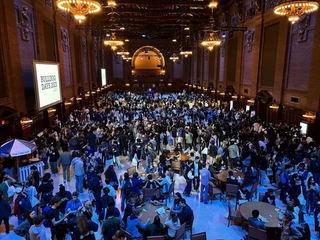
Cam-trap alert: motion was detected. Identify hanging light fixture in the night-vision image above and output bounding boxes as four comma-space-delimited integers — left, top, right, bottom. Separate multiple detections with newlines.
180, 46, 193, 58
116, 47, 130, 57
123, 56, 132, 62
170, 53, 179, 62
274, 0, 318, 24
104, 32, 124, 51
209, 1, 218, 8
201, 32, 221, 50
57, 0, 101, 23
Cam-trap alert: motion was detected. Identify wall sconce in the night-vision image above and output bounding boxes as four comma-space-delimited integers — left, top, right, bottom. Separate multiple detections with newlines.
303, 112, 316, 119
220, 92, 225, 95
168, 83, 172, 86
97, 88, 101, 92
76, 97, 82, 101
47, 108, 56, 113
125, 83, 130, 87
247, 99, 255, 103
92, 91, 96, 94
232, 95, 238, 99
64, 101, 72, 105
198, 86, 201, 89
20, 117, 33, 125
211, 90, 214, 93
269, 104, 279, 109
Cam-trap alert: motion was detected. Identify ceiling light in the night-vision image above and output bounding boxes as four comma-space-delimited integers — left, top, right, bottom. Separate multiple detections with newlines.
57, 0, 101, 24
201, 32, 221, 50
209, 1, 218, 8
274, 0, 318, 24
120, 27, 125, 30
180, 46, 192, 58
184, 27, 190, 31
125, 39, 129, 42
172, 39, 177, 42
116, 47, 130, 56
169, 53, 179, 62
104, 32, 123, 51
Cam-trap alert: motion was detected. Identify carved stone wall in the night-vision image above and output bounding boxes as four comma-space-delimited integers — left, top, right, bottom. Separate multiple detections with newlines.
61, 27, 72, 86
285, 13, 317, 90
242, 28, 255, 85
82, 37, 88, 83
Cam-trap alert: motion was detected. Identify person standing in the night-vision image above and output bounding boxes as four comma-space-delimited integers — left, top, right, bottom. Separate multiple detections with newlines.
29, 216, 46, 240
0, 195, 11, 234
101, 207, 122, 240
65, 192, 82, 233
228, 140, 239, 169
71, 153, 85, 193
47, 145, 60, 177
58, 146, 72, 183
199, 164, 210, 204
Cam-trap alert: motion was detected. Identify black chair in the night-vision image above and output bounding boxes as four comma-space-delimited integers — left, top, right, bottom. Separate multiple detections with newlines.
225, 184, 238, 201
247, 225, 267, 240
184, 212, 194, 237
227, 200, 244, 229
165, 223, 186, 240
208, 184, 223, 203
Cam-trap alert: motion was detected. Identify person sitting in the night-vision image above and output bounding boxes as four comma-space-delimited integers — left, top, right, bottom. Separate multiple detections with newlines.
236, 184, 251, 205
14, 210, 35, 239
145, 162, 155, 174
262, 189, 276, 206
171, 192, 183, 213
177, 198, 193, 226
150, 190, 166, 205
144, 215, 163, 236
134, 191, 145, 208
165, 213, 181, 238
126, 209, 150, 239
227, 171, 239, 185
248, 210, 266, 231
157, 173, 171, 194
143, 174, 159, 189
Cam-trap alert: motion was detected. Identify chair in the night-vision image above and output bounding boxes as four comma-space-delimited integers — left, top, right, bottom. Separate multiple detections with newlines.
208, 184, 223, 203
250, 181, 259, 201
190, 232, 207, 240
144, 188, 156, 200
165, 180, 175, 203
225, 184, 238, 200
169, 170, 174, 181
227, 200, 244, 229
165, 223, 186, 240
120, 228, 133, 240
258, 192, 264, 202
247, 226, 267, 240
127, 166, 136, 176
184, 214, 194, 237
147, 236, 165, 240
171, 161, 181, 175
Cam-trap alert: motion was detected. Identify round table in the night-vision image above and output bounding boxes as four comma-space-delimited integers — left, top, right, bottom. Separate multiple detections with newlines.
214, 169, 244, 182
239, 201, 281, 228
136, 203, 170, 225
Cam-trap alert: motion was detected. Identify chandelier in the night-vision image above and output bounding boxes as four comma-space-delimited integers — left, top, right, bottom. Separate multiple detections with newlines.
201, 33, 221, 50
116, 47, 130, 57
122, 56, 132, 62
57, 0, 101, 23
274, 0, 318, 24
104, 33, 124, 50
169, 53, 179, 62
180, 46, 192, 58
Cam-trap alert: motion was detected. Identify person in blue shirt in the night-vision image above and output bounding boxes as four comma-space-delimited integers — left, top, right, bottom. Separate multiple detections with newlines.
298, 163, 308, 182
248, 210, 266, 231
126, 209, 149, 239
131, 172, 144, 194
280, 165, 292, 204
65, 191, 83, 232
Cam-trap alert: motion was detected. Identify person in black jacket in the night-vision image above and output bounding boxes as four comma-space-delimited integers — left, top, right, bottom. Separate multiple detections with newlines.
262, 189, 276, 206
47, 145, 60, 177
0, 195, 11, 233
177, 199, 193, 226
227, 171, 238, 185
55, 185, 72, 214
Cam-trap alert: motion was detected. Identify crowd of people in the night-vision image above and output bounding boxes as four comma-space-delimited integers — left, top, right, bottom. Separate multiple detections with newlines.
0, 91, 319, 240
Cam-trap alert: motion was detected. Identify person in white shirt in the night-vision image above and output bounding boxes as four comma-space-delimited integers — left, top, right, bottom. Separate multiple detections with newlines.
165, 213, 181, 238
29, 216, 46, 240
102, 179, 116, 199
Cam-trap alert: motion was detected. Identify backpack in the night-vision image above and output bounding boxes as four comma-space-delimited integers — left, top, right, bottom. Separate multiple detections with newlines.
42, 206, 53, 228
289, 222, 310, 240
123, 180, 132, 196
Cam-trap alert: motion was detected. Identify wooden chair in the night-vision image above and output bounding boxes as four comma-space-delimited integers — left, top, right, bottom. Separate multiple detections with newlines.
171, 161, 181, 175
165, 223, 186, 240
165, 180, 175, 204
184, 214, 194, 237
147, 236, 165, 240
247, 226, 267, 240
225, 184, 238, 201
120, 228, 133, 240
127, 166, 136, 177
144, 188, 156, 200
250, 181, 259, 201
208, 184, 223, 203
258, 192, 265, 202
169, 170, 174, 181
190, 232, 207, 240
227, 200, 244, 229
